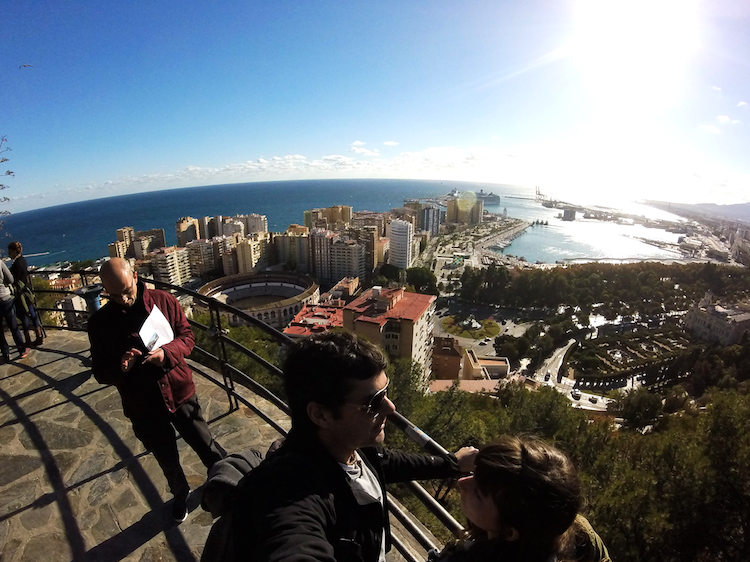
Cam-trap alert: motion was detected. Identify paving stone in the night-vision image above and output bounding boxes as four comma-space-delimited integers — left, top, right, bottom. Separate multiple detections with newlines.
19, 420, 94, 451
0, 331, 297, 562
113, 488, 139, 512
78, 506, 99, 532
138, 543, 180, 562
19, 501, 53, 530
52, 411, 80, 424
68, 450, 110, 486
19, 532, 72, 562
0, 424, 16, 446
0, 519, 9, 553
52, 451, 79, 481
87, 475, 113, 507
91, 504, 121, 544
0, 454, 43, 487
109, 465, 131, 485
1, 537, 23, 562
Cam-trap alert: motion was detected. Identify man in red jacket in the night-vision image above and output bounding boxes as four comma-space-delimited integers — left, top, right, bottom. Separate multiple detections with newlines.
88, 258, 224, 523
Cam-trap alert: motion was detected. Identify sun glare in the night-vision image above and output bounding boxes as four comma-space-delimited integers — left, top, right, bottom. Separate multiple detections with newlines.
570, 0, 700, 107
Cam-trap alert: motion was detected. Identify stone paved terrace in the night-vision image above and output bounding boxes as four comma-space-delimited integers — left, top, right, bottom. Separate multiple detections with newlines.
0, 329, 292, 562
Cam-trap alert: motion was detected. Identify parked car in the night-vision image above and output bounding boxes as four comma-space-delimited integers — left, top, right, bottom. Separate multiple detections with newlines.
588, 396, 599, 404
544, 372, 551, 381
571, 390, 581, 400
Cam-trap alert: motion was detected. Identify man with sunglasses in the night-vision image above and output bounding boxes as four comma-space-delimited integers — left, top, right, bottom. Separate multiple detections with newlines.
88, 258, 224, 523
227, 332, 477, 562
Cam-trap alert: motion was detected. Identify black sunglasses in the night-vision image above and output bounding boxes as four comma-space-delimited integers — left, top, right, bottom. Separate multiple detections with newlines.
344, 380, 390, 416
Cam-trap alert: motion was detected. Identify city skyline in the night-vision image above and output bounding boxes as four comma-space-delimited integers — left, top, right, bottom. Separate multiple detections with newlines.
4, 1, 750, 213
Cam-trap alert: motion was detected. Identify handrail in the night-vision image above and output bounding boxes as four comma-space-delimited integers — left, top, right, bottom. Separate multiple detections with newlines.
29, 269, 466, 550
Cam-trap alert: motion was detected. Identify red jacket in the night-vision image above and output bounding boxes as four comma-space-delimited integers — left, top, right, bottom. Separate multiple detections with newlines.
88, 282, 196, 419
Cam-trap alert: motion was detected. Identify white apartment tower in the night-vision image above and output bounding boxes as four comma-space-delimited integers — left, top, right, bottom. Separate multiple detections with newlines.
388, 219, 413, 270
152, 246, 191, 286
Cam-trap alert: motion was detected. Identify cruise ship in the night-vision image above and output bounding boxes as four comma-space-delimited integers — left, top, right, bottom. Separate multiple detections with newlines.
445, 188, 501, 204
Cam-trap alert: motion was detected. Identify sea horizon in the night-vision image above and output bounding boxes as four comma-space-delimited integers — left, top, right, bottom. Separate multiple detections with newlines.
1, 178, 687, 268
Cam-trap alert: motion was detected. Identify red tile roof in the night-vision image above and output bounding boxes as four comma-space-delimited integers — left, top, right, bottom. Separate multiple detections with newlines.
283, 303, 345, 337
345, 287, 435, 326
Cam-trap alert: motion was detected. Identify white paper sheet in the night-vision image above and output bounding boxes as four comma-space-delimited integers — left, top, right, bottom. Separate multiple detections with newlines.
138, 305, 174, 351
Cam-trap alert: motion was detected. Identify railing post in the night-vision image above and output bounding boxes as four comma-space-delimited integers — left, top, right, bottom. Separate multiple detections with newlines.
208, 300, 239, 412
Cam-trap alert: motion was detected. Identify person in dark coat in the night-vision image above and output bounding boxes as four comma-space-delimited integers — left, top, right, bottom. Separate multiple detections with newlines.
88, 257, 224, 523
8, 241, 44, 346
225, 332, 478, 562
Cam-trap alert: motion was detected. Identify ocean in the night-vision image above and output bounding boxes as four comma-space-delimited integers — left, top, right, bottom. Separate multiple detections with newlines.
1, 178, 686, 268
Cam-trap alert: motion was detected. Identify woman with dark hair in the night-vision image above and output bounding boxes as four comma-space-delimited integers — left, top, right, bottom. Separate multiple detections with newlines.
8, 241, 43, 346
433, 435, 610, 562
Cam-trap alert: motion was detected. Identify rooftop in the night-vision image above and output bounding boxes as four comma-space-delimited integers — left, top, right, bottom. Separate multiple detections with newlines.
345, 287, 435, 325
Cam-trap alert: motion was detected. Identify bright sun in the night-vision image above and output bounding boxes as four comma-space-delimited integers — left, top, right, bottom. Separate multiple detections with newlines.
569, 0, 700, 109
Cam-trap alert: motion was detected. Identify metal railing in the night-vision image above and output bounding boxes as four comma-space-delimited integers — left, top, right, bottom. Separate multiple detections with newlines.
31, 271, 466, 560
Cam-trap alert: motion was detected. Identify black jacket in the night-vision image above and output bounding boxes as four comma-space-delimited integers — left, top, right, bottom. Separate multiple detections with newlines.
230, 430, 460, 562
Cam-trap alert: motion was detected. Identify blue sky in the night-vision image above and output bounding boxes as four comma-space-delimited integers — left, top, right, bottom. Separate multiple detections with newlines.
3, 0, 750, 212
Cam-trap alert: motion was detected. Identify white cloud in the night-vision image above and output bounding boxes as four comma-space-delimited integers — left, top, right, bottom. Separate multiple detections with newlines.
351, 141, 366, 146
717, 115, 730, 123
700, 125, 721, 134
739, 101, 748, 107
350, 146, 380, 156
383, 141, 398, 146
712, 86, 722, 92
732, 120, 741, 124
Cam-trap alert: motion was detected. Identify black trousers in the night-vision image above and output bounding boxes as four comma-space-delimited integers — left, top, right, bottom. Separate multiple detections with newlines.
131, 394, 224, 500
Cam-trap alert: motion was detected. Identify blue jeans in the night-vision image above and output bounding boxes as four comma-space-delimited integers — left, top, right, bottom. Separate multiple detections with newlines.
0, 297, 26, 357
14, 299, 41, 332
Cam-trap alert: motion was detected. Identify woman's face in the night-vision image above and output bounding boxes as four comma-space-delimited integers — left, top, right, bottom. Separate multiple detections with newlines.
457, 474, 502, 538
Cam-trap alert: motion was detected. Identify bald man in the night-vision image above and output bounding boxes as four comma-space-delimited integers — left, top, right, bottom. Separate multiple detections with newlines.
88, 258, 224, 523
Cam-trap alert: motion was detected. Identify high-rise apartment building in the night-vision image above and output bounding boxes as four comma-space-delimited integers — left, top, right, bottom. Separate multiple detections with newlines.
388, 219, 413, 270
274, 227, 310, 273
352, 211, 387, 236
343, 286, 436, 384
108, 240, 129, 259
222, 219, 245, 238
176, 217, 200, 247
446, 197, 483, 225
330, 239, 366, 282
208, 216, 223, 238
309, 229, 336, 282
237, 232, 270, 274
197, 216, 210, 239
304, 205, 353, 230
186, 239, 218, 277
420, 204, 442, 236
135, 228, 167, 250
151, 246, 191, 286
236, 213, 268, 234
222, 248, 238, 276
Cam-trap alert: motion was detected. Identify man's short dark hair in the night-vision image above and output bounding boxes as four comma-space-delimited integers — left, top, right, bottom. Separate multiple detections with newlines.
283, 332, 388, 430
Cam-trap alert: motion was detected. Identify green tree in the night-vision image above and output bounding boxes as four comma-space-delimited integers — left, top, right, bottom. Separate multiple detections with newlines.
620, 387, 663, 430
406, 267, 438, 295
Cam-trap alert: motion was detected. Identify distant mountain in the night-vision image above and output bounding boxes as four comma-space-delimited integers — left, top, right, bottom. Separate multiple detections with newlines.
646, 200, 750, 224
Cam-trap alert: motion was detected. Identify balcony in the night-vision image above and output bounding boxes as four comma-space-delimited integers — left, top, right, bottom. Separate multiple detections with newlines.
1, 276, 464, 562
